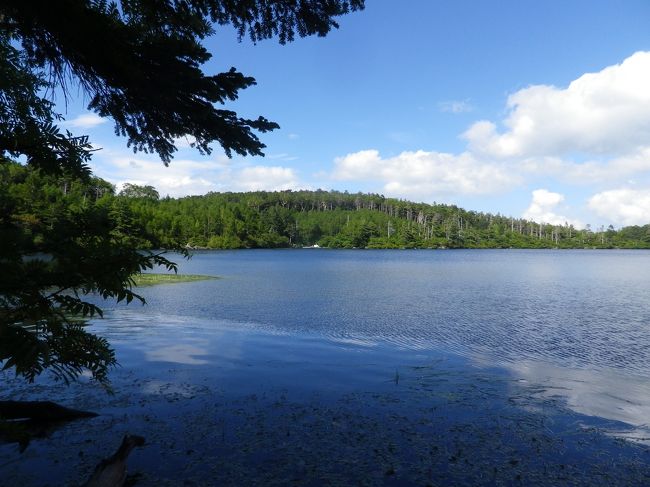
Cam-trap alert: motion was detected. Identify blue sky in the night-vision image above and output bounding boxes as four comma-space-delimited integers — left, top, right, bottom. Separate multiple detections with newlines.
62, 0, 650, 228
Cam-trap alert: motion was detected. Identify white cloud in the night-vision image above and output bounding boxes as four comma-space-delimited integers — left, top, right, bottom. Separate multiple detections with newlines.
519, 148, 650, 186
588, 189, 650, 226
464, 51, 650, 158
94, 150, 304, 197
332, 149, 520, 200
65, 112, 107, 129
110, 157, 217, 196
324, 53, 650, 226
332, 150, 381, 180
439, 99, 473, 114
234, 166, 302, 191
523, 189, 581, 227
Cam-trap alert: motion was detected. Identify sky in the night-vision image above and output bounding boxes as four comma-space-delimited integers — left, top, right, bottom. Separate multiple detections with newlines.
60, 0, 650, 228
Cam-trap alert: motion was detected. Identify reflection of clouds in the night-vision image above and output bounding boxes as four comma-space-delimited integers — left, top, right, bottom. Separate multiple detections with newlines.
145, 343, 210, 365
91, 310, 277, 365
504, 359, 650, 442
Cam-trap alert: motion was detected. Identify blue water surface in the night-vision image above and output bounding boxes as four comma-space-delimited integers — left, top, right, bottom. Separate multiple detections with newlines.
91, 249, 650, 435
113, 248, 650, 373
4, 249, 650, 485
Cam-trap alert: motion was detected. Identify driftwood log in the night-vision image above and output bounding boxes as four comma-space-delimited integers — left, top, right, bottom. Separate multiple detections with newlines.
84, 435, 145, 487
0, 400, 98, 421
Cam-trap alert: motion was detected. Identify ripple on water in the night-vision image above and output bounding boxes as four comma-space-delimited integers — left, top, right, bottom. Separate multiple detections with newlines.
87, 249, 650, 378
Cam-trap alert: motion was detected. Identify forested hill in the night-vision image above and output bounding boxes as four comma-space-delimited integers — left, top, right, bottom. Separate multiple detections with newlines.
4, 161, 648, 250
120, 185, 650, 250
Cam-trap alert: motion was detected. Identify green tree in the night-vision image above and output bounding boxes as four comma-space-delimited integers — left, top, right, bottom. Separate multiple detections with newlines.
118, 183, 160, 200
0, 0, 365, 386
0, 162, 175, 384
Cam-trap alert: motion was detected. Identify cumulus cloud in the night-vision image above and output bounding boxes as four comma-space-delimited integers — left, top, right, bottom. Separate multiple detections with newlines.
588, 189, 650, 226
464, 51, 650, 158
518, 149, 650, 186
65, 112, 106, 129
108, 157, 217, 196
332, 149, 520, 200
234, 166, 302, 191
330, 53, 650, 212
523, 189, 581, 227
95, 152, 304, 197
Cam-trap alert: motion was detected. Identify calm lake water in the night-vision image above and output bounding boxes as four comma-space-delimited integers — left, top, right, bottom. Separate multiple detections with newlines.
136, 248, 650, 372
4, 249, 650, 485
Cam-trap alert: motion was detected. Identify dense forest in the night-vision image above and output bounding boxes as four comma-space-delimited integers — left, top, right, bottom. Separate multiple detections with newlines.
124, 188, 650, 250
6, 162, 650, 251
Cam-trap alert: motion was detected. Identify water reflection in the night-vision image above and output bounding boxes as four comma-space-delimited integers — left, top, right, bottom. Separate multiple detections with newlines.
125, 249, 650, 376
94, 306, 650, 444
7, 298, 650, 484
145, 342, 211, 365
88, 249, 650, 442
501, 358, 650, 442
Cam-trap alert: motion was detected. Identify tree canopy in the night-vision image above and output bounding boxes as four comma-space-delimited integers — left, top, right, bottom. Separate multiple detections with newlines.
0, 162, 176, 384
0, 0, 364, 385
118, 183, 160, 200
1, 0, 364, 166
115, 187, 650, 250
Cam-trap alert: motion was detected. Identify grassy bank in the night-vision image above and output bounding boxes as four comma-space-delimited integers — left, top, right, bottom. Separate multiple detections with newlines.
132, 273, 218, 286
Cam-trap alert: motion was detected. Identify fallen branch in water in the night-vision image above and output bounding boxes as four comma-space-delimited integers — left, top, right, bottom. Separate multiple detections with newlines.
84, 435, 145, 487
0, 400, 98, 421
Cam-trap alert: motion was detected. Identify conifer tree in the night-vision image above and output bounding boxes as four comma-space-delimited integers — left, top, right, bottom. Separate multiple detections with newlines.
0, 0, 364, 384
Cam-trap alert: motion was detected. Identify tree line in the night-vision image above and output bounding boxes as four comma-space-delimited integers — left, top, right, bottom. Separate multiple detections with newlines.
116, 183, 650, 250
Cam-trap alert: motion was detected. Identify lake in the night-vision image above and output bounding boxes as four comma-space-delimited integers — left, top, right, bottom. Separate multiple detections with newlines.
3, 249, 650, 485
